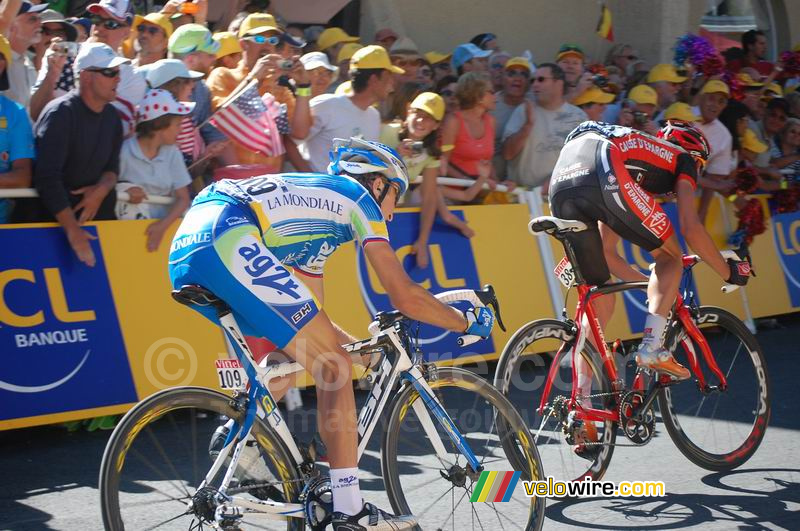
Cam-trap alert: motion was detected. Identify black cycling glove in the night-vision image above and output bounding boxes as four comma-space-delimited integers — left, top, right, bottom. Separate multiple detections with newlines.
726, 258, 751, 286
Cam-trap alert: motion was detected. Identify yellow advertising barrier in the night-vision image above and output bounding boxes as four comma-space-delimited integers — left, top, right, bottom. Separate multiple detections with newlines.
1, 199, 797, 430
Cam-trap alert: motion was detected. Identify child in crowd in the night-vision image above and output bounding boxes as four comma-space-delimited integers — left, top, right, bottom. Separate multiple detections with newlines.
380, 92, 476, 268
117, 89, 193, 252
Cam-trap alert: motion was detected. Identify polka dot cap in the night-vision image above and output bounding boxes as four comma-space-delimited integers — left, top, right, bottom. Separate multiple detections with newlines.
136, 88, 197, 124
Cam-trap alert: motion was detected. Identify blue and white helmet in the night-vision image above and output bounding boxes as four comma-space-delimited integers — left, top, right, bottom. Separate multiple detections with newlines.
328, 137, 410, 197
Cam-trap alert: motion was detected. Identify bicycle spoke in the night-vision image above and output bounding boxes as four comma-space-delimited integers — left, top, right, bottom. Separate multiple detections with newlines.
142, 508, 194, 531
144, 425, 193, 499
128, 445, 193, 502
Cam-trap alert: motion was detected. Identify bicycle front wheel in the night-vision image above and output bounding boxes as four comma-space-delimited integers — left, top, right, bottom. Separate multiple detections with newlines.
99, 386, 304, 531
381, 366, 546, 531
659, 306, 771, 471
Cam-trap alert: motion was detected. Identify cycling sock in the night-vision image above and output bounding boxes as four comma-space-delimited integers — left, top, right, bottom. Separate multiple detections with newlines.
330, 467, 362, 515
640, 314, 667, 351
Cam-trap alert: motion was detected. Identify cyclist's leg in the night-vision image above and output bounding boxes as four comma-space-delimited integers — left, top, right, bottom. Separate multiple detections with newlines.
599, 149, 689, 379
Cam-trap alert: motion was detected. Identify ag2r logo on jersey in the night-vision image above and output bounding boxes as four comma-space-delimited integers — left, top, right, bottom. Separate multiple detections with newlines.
356, 211, 493, 360
0, 227, 136, 420
772, 210, 800, 307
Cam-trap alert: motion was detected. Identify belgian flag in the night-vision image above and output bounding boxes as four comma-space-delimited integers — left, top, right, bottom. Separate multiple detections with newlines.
596, 3, 614, 41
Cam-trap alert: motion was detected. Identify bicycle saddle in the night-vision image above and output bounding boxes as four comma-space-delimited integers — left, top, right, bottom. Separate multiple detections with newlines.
172, 284, 228, 312
528, 216, 588, 235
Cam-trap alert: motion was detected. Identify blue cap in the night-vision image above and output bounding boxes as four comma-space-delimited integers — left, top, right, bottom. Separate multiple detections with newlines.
452, 43, 492, 70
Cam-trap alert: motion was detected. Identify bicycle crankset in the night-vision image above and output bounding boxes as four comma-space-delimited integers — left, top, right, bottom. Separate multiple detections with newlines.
618, 391, 656, 445
301, 476, 333, 531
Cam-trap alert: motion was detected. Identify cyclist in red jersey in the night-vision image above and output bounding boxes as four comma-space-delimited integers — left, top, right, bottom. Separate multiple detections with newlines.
549, 121, 751, 381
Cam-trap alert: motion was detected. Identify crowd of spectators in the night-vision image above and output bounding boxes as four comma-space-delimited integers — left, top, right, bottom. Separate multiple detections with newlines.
0, 0, 799, 268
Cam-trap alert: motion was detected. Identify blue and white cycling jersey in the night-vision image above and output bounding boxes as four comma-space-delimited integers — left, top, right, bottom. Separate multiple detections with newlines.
191, 173, 390, 277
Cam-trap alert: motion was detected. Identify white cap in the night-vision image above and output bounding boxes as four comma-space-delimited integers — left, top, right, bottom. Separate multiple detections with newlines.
145, 58, 204, 89
390, 36, 419, 55
137, 89, 195, 123
299, 51, 339, 74
73, 42, 129, 72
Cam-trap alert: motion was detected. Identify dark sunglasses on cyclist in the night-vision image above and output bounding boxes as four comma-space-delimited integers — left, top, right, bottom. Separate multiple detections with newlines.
88, 67, 120, 78
90, 14, 127, 30
136, 24, 162, 36
246, 35, 281, 46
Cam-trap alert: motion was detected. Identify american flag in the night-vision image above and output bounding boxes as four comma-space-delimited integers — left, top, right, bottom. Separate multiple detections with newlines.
211, 80, 283, 157
176, 116, 200, 160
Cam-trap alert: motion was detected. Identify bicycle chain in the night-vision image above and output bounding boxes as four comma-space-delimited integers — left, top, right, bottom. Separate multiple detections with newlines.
546, 391, 654, 448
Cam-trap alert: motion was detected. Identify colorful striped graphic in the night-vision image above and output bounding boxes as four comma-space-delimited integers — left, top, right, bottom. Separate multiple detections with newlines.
470, 471, 521, 502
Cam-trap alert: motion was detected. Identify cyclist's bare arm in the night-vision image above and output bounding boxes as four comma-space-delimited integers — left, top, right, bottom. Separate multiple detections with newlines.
599, 223, 648, 282
364, 240, 469, 331
301, 274, 358, 344
675, 180, 729, 279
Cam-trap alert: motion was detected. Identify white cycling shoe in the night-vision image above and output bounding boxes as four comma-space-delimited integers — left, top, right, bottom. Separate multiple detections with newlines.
331, 502, 417, 530
635, 347, 690, 381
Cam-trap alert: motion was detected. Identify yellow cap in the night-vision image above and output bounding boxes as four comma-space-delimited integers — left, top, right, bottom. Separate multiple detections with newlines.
699, 79, 730, 96
664, 102, 700, 122
410, 91, 445, 121
424, 51, 451, 65
764, 82, 782, 96
505, 57, 532, 72
741, 129, 767, 153
213, 31, 242, 59
134, 13, 174, 38
335, 80, 353, 96
573, 86, 615, 106
238, 13, 281, 38
350, 44, 404, 73
317, 27, 358, 51
336, 42, 363, 64
0, 33, 11, 65
647, 63, 687, 83
629, 84, 658, 106
737, 72, 764, 87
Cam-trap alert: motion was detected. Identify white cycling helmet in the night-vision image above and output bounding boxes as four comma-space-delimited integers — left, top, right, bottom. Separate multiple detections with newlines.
328, 137, 410, 198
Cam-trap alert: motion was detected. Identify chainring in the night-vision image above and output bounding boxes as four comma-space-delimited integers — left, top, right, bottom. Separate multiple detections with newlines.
618, 391, 656, 445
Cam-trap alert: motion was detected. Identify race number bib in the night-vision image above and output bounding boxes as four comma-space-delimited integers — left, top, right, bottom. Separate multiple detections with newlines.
215, 359, 247, 390
553, 256, 576, 288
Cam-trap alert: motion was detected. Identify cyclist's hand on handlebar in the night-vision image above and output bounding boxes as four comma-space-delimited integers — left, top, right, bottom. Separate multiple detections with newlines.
726, 258, 751, 286
464, 306, 495, 339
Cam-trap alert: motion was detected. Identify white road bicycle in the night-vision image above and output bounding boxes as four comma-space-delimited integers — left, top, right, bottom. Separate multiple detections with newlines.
99, 284, 545, 530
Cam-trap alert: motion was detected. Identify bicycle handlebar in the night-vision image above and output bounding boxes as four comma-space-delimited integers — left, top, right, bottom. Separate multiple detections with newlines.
648, 246, 752, 294
367, 284, 505, 347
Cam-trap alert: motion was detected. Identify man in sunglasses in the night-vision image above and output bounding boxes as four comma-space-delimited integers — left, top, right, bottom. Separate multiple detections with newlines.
556, 43, 594, 104
3, 1, 47, 112
491, 56, 532, 180
388, 36, 422, 84
208, 13, 312, 167
29, 43, 127, 266
86, 0, 147, 136
132, 12, 172, 67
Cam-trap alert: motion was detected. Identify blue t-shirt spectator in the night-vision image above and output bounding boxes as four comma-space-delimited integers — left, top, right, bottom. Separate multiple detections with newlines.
0, 95, 35, 223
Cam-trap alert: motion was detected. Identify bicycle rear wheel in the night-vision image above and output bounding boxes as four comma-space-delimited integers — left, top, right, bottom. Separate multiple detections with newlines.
494, 319, 617, 483
658, 306, 771, 471
99, 386, 303, 530
381, 367, 546, 531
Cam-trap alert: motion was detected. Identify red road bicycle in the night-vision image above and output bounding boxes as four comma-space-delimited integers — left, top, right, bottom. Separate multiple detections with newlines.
494, 216, 771, 482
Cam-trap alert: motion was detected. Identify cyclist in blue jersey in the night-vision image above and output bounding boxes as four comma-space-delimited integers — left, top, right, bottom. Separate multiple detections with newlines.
168, 137, 495, 530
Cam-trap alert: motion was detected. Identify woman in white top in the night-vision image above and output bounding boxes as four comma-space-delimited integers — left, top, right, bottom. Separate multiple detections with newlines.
117, 89, 194, 251
380, 92, 478, 268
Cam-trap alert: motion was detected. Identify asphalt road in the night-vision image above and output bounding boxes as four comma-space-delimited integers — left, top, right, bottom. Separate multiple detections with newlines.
1, 314, 799, 531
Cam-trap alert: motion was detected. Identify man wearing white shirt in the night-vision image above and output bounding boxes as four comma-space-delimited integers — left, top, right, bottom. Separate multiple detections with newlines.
3, 1, 48, 113
693, 79, 734, 221
301, 45, 402, 173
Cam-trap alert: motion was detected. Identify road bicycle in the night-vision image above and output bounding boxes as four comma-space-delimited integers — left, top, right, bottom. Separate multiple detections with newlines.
493, 216, 771, 483
99, 284, 545, 530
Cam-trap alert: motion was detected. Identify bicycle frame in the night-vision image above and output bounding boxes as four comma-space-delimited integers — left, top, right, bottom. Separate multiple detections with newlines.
199, 308, 484, 522
537, 262, 730, 425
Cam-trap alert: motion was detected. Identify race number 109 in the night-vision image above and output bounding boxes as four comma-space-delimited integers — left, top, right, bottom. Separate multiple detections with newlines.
215, 359, 247, 390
